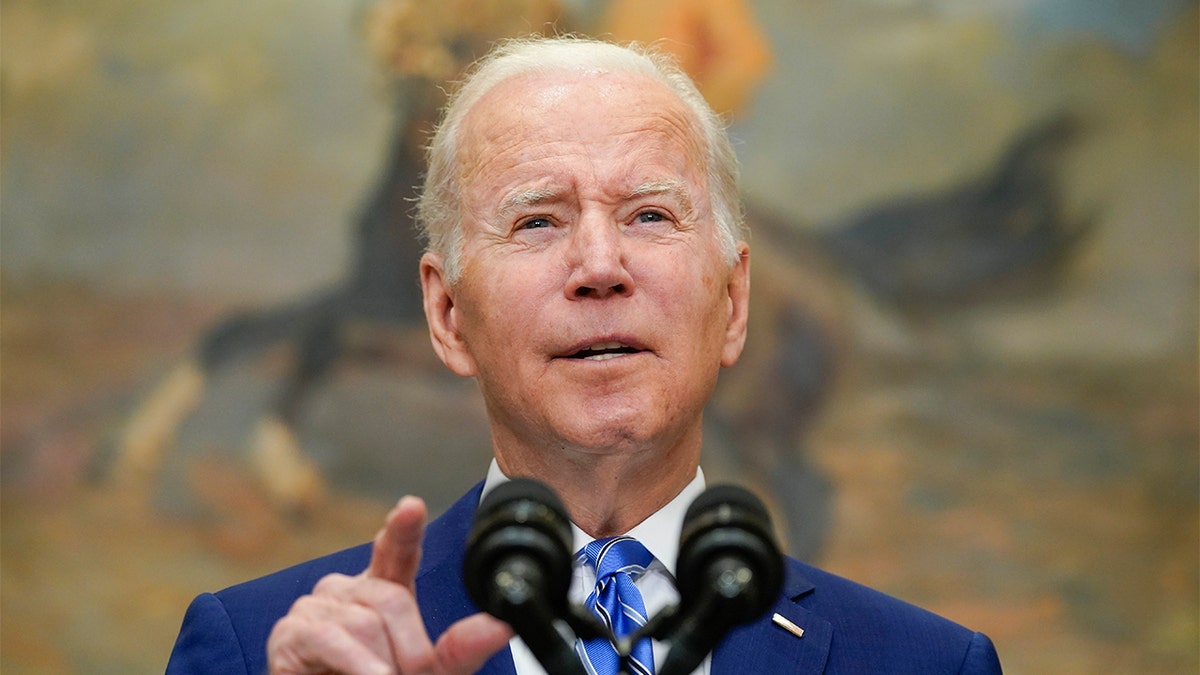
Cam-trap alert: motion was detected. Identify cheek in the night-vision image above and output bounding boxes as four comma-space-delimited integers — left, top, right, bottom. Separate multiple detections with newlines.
644, 260, 729, 348
688, 265, 736, 350
676, 253, 729, 314
458, 259, 555, 347
450, 269, 502, 349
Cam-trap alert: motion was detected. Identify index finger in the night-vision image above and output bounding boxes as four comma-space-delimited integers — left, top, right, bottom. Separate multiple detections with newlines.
366, 495, 427, 587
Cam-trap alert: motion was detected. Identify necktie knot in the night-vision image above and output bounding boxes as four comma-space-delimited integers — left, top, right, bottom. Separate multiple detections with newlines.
580, 536, 655, 583
576, 536, 656, 675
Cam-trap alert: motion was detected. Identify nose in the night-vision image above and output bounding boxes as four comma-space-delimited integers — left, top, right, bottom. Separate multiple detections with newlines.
565, 215, 635, 300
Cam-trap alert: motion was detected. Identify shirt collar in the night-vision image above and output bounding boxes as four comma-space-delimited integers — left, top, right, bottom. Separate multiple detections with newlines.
481, 458, 706, 575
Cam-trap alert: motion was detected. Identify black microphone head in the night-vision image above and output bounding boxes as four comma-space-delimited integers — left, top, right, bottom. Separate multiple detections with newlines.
676, 484, 784, 624
463, 478, 575, 621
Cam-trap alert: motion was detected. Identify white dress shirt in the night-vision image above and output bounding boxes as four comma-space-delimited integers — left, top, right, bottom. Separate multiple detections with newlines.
480, 460, 711, 675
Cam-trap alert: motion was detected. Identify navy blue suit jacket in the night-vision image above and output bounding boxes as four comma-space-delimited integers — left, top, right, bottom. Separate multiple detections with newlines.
166, 483, 1001, 673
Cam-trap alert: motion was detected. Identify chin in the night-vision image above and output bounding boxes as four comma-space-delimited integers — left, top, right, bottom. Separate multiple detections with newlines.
564, 427, 647, 454
558, 415, 690, 458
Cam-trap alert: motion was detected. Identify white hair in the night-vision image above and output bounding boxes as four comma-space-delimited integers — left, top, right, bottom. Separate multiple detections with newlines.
416, 35, 745, 283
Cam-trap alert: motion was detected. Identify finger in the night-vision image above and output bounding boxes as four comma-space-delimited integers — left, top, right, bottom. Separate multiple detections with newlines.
432, 613, 516, 675
323, 574, 439, 666
367, 495, 427, 586
305, 574, 443, 673
322, 577, 512, 675
267, 611, 393, 675
307, 578, 405, 656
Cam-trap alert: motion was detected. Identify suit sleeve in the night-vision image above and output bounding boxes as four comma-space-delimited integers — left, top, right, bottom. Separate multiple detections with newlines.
165, 593, 251, 675
957, 631, 1003, 674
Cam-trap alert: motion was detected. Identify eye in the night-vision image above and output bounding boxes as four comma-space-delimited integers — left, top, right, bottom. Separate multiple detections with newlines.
635, 210, 668, 224
519, 216, 553, 230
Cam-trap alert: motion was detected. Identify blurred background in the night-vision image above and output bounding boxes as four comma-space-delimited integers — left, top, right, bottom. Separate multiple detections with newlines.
2, 0, 1196, 672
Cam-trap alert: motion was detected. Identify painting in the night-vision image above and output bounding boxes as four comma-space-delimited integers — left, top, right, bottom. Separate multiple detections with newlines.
2, 1, 1196, 671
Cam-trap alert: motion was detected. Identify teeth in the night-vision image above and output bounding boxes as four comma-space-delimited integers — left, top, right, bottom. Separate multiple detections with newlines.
575, 341, 633, 360
584, 352, 623, 361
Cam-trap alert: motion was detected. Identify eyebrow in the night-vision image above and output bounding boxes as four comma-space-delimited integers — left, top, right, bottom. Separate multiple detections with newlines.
629, 179, 696, 220
498, 187, 562, 217
496, 179, 697, 218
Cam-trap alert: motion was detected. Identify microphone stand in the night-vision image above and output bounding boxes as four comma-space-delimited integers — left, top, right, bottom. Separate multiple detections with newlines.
488, 552, 585, 675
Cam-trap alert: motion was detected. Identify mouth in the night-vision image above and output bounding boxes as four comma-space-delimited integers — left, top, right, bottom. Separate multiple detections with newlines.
564, 340, 645, 361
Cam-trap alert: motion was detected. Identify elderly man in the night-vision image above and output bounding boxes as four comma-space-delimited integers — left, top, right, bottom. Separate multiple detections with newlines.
166, 36, 1002, 674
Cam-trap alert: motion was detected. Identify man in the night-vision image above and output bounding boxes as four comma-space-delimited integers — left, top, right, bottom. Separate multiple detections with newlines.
166, 36, 1002, 674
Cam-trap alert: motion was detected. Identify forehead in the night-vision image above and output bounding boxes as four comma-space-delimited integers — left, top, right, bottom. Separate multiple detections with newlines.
456, 70, 707, 197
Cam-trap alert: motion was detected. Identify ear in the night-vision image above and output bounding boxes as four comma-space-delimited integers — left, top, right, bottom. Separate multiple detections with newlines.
720, 242, 751, 368
420, 252, 478, 377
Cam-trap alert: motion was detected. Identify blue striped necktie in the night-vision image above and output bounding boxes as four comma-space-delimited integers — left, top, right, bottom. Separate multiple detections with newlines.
576, 536, 656, 675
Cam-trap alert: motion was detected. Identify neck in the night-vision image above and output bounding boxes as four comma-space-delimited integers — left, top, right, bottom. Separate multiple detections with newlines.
494, 432, 701, 538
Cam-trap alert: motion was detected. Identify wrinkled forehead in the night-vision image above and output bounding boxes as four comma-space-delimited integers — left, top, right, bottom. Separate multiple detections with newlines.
456, 69, 708, 178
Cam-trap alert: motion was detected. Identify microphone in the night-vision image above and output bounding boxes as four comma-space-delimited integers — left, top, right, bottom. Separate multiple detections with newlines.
463, 478, 588, 675
653, 484, 784, 675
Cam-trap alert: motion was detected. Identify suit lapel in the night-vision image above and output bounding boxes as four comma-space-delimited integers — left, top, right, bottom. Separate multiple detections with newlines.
711, 560, 832, 673
416, 483, 518, 675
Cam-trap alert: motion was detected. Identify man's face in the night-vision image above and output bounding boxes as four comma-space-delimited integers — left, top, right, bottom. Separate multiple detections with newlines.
422, 70, 749, 463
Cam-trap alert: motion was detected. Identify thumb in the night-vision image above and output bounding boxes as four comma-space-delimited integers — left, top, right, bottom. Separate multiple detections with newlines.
435, 612, 515, 674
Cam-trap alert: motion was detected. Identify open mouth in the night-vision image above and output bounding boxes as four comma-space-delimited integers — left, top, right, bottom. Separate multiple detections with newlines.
568, 341, 642, 361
